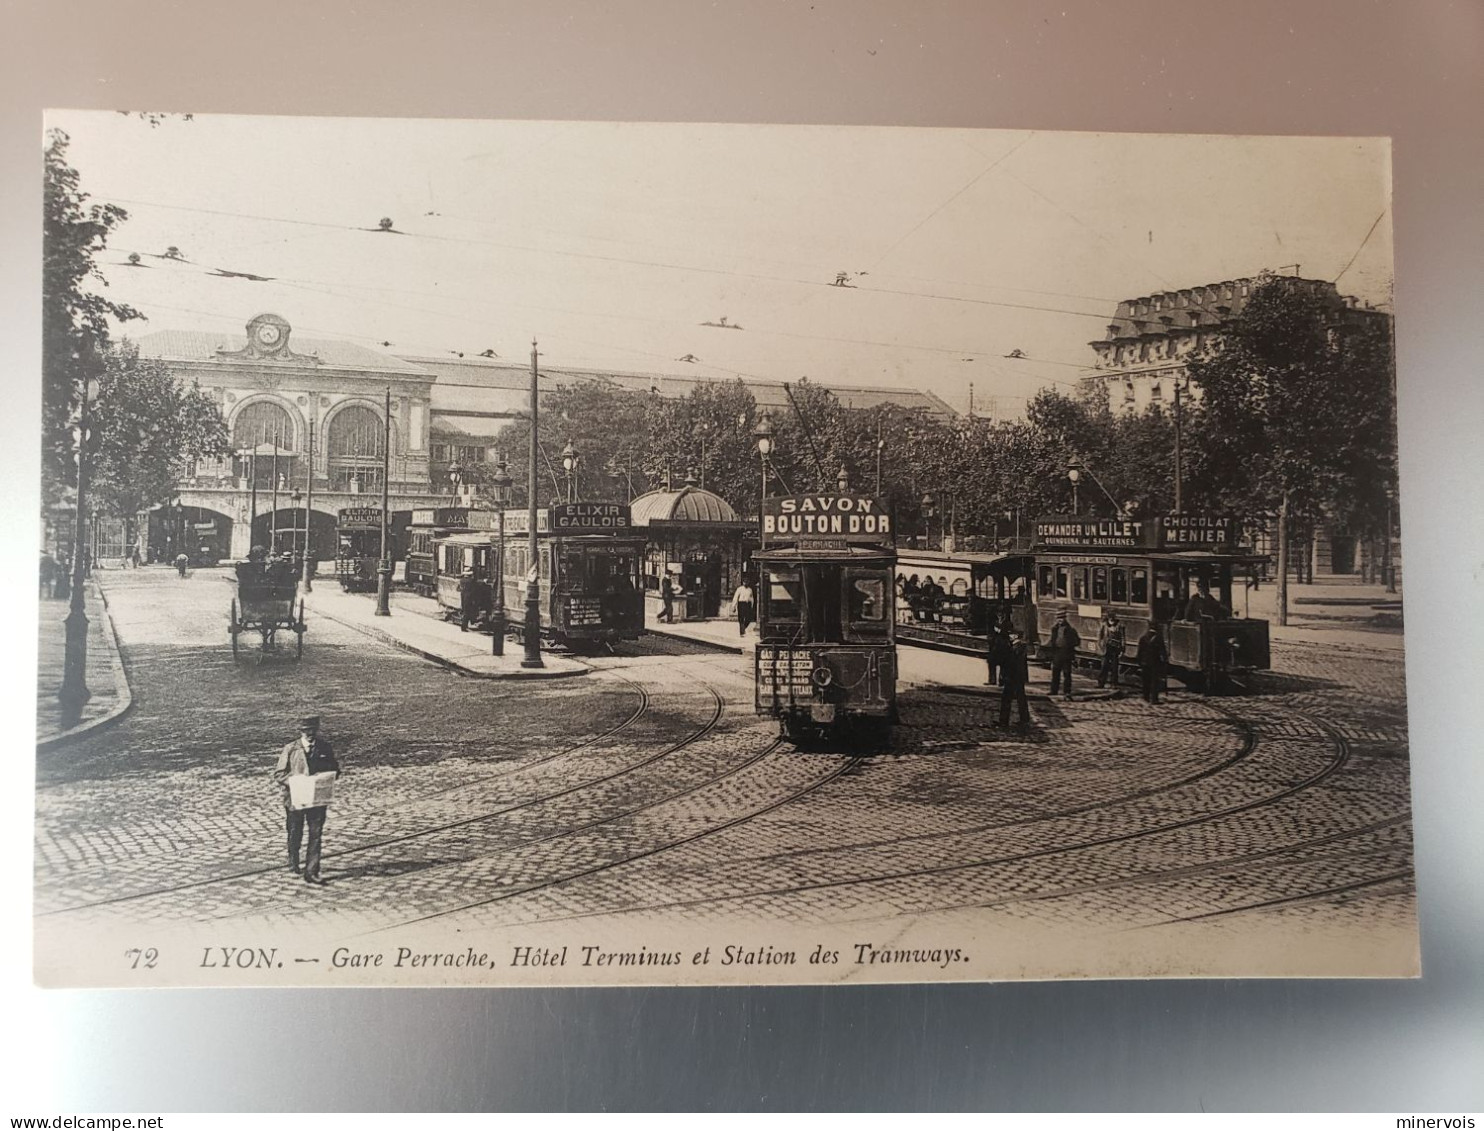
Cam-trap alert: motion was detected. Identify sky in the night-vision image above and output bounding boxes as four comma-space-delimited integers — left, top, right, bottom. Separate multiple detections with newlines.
48, 112, 1394, 414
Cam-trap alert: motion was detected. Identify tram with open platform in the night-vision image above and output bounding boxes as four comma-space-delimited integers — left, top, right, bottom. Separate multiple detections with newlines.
754, 492, 897, 743
1030, 514, 1270, 690
404, 506, 471, 596
431, 502, 645, 651
334, 506, 388, 593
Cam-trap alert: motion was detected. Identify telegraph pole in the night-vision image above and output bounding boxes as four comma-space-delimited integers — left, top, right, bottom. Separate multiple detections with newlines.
375, 388, 392, 616
58, 378, 94, 716
1173, 378, 1184, 513
301, 411, 315, 592
522, 340, 544, 667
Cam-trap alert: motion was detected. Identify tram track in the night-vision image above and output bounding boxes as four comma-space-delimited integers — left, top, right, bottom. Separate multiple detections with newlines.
755, 694, 1259, 863
519, 700, 1373, 927
37, 675, 728, 917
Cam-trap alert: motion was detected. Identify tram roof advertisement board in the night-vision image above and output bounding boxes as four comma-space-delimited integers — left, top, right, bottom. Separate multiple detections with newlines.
1035, 516, 1149, 549
550, 502, 633, 533
337, 506, 383, 527
1157, 513, 1240, 551
411, 506, 469, 527
763, 495, 893, 544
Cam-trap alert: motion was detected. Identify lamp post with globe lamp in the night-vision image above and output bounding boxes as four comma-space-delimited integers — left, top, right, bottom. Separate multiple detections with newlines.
490, 456, 512, 656
753, 412, 775, 549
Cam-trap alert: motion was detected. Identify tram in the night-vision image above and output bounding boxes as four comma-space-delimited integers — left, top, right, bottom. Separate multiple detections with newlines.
431, 502, 645, 651
1030, 514, 1270, 690
334, 506, 388, 592
895, 548, 1037, 647
754, 493, 897, 743
404, 506, 471, 596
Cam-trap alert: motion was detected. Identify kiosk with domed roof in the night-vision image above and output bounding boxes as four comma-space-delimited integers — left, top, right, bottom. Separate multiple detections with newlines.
629, 475, 754, 620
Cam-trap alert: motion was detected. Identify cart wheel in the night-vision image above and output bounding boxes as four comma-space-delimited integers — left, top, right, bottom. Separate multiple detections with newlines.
230, 599, 240, 659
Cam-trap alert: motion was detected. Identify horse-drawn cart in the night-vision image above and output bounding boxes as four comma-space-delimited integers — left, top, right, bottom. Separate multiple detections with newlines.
230, 563, 306, 661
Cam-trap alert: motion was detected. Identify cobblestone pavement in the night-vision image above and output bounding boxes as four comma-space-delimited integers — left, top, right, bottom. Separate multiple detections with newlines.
36, 570, 1415, 965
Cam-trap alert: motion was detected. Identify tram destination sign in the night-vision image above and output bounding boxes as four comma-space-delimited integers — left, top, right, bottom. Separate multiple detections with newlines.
550, 502, 633, 533
763, 495, 892, 544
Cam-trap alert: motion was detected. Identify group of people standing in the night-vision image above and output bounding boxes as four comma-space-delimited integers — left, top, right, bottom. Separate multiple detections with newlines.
983, 609, 1172, 729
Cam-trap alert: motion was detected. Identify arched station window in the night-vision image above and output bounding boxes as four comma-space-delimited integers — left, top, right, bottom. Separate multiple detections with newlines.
232, 401, 297, 487
328, 404, 388, 492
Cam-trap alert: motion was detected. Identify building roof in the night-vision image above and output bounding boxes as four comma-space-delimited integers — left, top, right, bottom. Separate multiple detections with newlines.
630, 481, 743, 527
134, 329, 430, 376
397, 354, 958, 419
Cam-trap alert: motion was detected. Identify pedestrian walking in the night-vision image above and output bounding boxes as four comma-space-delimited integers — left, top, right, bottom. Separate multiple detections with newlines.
1096, 612, 1126, 688
1048, 609, 1081, 701
130, 545, 142, 569
1136, 624, 1168, 704
39, 551, 56, 599
733, 579, 756, 636
273, 715, 341, 884
660, 574, 675, 623
997, 632, 1032, 730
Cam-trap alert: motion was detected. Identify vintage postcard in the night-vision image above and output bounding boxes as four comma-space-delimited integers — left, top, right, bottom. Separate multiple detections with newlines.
34, 113, 1413, 986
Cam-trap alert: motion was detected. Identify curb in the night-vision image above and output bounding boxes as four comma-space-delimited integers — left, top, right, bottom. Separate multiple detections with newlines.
909, 681, 1125, 703
36, 580, 135, 751
310, 603, 590, 681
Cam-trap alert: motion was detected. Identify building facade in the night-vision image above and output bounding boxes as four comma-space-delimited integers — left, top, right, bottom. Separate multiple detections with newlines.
1082, 276, 1397, 581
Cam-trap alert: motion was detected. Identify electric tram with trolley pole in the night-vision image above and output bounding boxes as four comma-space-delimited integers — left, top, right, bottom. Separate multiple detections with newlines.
1029, 512, 1270, 691
404, 505, 471, 596
755, 490, 897, 744
431, 502, 645, 651
334, 506, 392, 593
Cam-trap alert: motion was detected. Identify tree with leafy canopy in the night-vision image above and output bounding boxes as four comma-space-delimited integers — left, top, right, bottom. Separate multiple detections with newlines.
1185, 272, 1395, 623
43, 128, 142, 502
87, 342, 229, 520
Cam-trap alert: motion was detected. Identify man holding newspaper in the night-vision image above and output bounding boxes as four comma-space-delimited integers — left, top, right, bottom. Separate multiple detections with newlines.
273, 715, 342, 885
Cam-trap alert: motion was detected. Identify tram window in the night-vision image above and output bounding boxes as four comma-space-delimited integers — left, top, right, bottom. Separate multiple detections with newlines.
1039, 564, 1054, 597
1055, 567, 1069, 599
1130, 568, 1148, 605
765, 568, 802, 622
1092, 567, 1108, 601
949, 576, 968, 598
1072, 569, 1089, 602
848, 575, 886, 623
1111, 568, 1128, 603
539, 547, 550, 579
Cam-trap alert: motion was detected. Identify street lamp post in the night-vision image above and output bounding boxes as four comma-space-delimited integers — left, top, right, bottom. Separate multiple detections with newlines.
290, 490, 303, 558
753, 412, 774, 549
448, 459, 463, 500
921, 491, 936, 550
1067, 457, 1082, 515
875, 412, 885, 495
561, 441, 580, 503
490, 456, 512, 656
301, 414, 315, 592
522, 340, 544, 668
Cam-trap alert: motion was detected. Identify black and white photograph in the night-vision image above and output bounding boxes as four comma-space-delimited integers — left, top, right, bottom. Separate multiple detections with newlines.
34, 112, 1416, 988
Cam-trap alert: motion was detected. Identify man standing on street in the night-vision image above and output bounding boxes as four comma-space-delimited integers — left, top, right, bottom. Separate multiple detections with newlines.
997, 632, 1032, 731
1096, 612, 1126, 689
660, 573, 675, 623
273, 715, 341, 884
1048, 610, 1080, 701
1136, 624, 1168, 704
733, 578, 756, 636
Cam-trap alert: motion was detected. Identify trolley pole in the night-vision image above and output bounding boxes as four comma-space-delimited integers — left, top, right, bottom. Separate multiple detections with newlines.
301, 412, 314, 592
522, 340, 545, 667
375, 388, 392, 616
59, 378, 94, 717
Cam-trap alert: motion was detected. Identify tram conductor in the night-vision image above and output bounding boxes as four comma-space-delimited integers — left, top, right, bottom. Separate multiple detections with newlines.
273, 715, 341, 884
996, 632, 1032, 731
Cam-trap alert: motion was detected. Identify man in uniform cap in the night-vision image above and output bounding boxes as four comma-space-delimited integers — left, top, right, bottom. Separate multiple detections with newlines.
273, 715, 341, 884
1047, 610, 1081, 701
